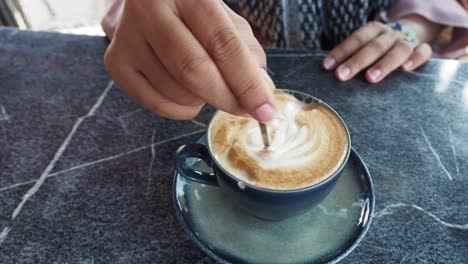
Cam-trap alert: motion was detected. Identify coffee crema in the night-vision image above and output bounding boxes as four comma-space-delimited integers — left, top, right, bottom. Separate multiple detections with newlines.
209, 91, 349, 190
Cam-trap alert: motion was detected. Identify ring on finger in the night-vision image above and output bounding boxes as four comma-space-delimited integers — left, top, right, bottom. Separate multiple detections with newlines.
385, 22, 420, 48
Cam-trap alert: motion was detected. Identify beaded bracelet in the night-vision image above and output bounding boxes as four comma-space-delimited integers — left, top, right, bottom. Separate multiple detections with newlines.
386, 22, 420, 48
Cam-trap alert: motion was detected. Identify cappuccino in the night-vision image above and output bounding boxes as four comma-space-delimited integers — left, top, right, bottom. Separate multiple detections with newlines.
209, 91, 349, 190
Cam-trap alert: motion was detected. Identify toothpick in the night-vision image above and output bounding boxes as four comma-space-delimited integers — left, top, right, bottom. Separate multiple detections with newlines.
259, 123, 270, 148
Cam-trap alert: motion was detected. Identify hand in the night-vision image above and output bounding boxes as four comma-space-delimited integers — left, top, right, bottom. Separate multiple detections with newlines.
322, 16, 438, 83
104, 0, 276, 121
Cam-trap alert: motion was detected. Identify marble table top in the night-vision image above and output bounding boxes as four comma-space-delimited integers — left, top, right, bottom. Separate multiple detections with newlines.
0, 28, 467, 263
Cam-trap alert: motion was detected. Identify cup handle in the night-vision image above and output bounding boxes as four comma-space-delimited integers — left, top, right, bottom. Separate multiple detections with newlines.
175, 144, 219, 186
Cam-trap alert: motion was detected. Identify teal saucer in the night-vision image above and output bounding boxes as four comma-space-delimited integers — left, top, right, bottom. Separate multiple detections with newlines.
173, 136, 374, 264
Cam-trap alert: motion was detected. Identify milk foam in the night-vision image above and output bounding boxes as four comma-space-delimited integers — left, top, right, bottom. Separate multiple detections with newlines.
245, 100, 319, 168
209, 91, 349, 190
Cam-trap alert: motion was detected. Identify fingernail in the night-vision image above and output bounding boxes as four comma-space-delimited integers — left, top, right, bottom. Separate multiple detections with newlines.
323, 57, 336, 70
368, 69, 382, 81
403, 60, 413, 71
255, 104, 275, 123
338, 66, 351, 80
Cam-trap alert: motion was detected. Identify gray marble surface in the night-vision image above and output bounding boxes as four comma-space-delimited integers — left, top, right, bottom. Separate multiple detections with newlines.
0, 28, 467, 263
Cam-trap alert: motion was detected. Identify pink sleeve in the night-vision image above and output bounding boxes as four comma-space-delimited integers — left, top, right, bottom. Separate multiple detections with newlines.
101, 0, 125, 40
380, 0, 468, 58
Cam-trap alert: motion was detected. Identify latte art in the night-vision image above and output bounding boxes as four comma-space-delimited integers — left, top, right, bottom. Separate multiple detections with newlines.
209, 91, 349, 190
245, 102, 321, 168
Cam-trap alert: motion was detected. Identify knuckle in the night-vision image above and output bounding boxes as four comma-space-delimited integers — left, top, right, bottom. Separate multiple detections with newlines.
235, 75, 261, 99
103, 44, 126, 76
179, 53, 211, 81
235, 15, 250, 28
125, 0, 151, 21
208, 27, 243, 63
397, 39, 413, 54
250, 43, 265, 56
103, 51, 113, 72
389, 30, 400, 38
351, 33, 368, 48
370, 40, 388, 53
103, 46, 116, 71
123, 0, 137, 12
368, 21, 384, 30
382, 26, 393, 34
377, 23, 387, 31
250, 44, 267, 65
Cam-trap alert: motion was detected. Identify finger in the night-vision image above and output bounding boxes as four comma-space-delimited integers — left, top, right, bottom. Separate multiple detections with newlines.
401, 43, 432, 71
141, 1, 245, 116
366, 39, 413, 83
138, 41, 205, 107
323, 22, 387, 70
111, 65, 202, 120
177, 0, 276, 122
335, 31, 400, 81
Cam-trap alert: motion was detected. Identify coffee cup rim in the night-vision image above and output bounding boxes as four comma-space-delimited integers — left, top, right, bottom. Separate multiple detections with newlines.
206, 89, 352, 193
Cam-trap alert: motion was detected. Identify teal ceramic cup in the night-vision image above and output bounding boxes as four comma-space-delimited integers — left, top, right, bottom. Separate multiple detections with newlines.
176, 90, 351, 220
